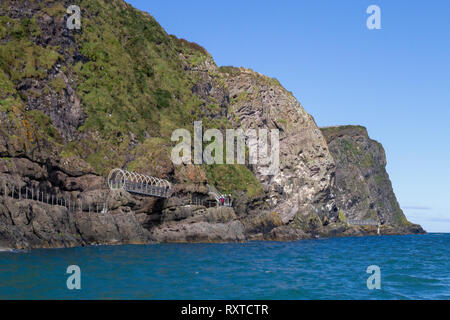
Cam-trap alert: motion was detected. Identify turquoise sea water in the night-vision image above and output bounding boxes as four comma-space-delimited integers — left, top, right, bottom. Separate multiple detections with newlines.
0, 234, 448, 300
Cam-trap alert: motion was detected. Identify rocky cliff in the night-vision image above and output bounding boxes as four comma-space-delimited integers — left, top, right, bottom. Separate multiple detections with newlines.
0, 0, 423, 250
320, 126, 424, 235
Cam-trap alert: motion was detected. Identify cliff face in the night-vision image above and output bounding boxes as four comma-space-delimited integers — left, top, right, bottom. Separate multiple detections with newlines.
222, 68, 336, 224
0, 0, 423, 249
321, 126, 425, 234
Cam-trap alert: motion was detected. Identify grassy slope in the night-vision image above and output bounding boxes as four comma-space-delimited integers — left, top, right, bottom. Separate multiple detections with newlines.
0, 13, 63, 158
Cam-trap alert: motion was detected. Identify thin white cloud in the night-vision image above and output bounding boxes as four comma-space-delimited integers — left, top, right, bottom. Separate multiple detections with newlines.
402, 206, 431, 210
403, 209, 450, 232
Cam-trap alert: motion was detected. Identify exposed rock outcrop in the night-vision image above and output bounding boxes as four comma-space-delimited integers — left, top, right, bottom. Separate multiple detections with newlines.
321, 125, 424, 234
222, 68, 337, 224
151, 206, 246, 243
0, 197, 153, 250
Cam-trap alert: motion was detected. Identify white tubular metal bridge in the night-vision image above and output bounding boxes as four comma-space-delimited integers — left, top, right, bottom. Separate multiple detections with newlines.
107, 169, 172, 198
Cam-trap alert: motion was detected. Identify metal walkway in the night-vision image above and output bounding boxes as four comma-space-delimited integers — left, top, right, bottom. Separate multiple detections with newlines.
347, 219, 379, 226
207, 184, 233, 207
107, 169, 172, 198
348, 219, 380, 234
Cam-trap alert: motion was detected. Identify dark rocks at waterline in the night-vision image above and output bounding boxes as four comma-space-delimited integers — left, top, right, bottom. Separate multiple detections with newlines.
0, 197, 153, 250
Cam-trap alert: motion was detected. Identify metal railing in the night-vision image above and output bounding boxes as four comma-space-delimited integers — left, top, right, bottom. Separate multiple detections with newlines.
108, 169, 172, 198
190, 194, 217, 208
347, 219, 379, 226
0, 183, 107, 214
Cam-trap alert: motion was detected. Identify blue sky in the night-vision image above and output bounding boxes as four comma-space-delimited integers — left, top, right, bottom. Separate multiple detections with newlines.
126, 0, 450, 232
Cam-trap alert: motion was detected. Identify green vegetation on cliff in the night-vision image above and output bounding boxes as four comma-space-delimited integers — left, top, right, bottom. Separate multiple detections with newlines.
69, 0, 210, 172
0, 0, 262, 198
321, 125, 412, 227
